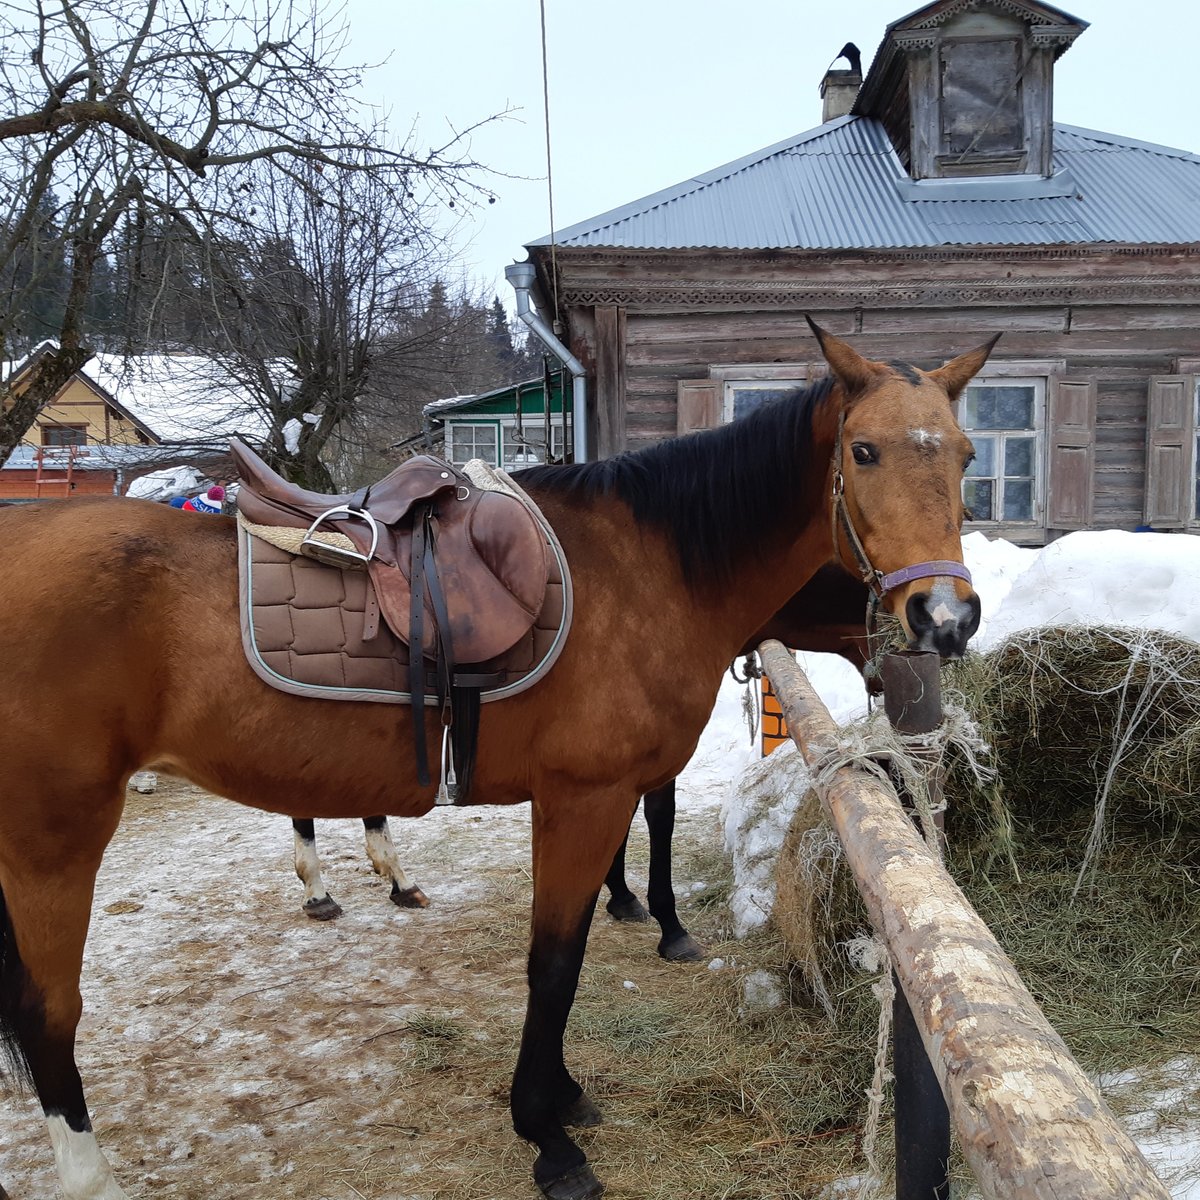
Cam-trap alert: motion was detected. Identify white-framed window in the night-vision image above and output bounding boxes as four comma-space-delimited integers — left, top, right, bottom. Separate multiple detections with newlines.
722, 379, 805, 422
447, 422, 498, 467
960, 377, 1045, 524
502, 420, 565, 469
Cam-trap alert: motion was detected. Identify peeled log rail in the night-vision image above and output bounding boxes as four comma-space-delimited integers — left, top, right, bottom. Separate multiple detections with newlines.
756, 639, 1170, 1200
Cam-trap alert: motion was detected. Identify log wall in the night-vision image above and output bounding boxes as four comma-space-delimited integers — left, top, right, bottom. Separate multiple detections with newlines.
543, 245, 1200, 538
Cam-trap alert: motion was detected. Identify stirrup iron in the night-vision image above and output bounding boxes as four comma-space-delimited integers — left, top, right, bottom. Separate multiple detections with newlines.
299, 505, 380, 569
435, 723, 460, 806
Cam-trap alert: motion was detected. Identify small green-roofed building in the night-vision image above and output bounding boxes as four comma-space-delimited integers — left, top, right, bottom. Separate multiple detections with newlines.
423, 369, 573, 472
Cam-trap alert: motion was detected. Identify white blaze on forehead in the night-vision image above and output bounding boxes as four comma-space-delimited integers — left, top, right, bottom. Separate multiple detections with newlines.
909, 427, 943, 449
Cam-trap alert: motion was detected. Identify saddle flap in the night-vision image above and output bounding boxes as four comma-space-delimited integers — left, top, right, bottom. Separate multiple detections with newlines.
371, 489, 550, 664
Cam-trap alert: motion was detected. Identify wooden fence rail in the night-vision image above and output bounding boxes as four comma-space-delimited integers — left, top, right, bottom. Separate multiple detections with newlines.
756, 639, 1170, 1200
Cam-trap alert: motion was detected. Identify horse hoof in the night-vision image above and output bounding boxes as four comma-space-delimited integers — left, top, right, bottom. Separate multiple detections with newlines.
659, 932, 705, 962
605, 896, 650, 923
538, 1165, 604, 1200
303, 896, 343, 920
558, 1092, 603, 1127
392, 885, 430, 909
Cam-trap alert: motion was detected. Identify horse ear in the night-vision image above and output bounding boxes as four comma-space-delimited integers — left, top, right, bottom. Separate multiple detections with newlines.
805, 316, 879, 398
928, 334, 1002, 402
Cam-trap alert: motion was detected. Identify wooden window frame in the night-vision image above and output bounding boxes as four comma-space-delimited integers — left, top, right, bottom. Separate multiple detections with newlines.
961, 375, 1046, 536
445, 421, 499, 467
958, 360, 1063, 544
501, 418, 565, 470
41, 424, 88, 447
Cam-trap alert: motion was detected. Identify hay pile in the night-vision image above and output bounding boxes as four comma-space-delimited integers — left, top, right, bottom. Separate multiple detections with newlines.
774, 625, 1200, 1176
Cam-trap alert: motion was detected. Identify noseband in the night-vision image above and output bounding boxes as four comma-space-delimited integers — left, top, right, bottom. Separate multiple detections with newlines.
830, 412, 973, 610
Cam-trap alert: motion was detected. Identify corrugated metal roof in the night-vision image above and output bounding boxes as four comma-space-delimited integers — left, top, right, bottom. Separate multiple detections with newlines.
528, 118, 1200, 251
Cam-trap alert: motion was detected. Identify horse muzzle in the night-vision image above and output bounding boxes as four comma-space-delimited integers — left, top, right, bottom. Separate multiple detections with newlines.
904, 581, 981, 659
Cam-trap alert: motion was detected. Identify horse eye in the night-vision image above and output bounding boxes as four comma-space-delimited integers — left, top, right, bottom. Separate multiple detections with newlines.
851, 443, 876, 465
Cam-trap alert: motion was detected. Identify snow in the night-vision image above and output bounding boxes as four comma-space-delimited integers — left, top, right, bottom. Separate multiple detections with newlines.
87, 354, 274, 444
124, 465, 208, 502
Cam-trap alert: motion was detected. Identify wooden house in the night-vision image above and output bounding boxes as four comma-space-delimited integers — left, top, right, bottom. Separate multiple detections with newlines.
1, 345, 264, 501
1, 343, 156, 499
520, 0, 1200, 544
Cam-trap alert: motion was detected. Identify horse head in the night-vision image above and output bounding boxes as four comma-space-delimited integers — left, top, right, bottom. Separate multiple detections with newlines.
809, 319, 998, 659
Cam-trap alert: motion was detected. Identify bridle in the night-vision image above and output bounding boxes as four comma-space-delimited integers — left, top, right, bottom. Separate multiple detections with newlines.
830, 409, 973, 631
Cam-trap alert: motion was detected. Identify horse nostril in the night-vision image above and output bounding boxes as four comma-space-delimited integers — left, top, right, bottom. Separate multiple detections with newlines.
906, 592, 934, 636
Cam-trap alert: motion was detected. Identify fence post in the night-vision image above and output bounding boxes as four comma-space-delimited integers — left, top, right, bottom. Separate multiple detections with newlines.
881, 651, 950, 1200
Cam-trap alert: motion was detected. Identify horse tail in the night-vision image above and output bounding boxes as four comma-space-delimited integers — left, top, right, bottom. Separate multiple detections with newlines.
0, 878, 36, 1089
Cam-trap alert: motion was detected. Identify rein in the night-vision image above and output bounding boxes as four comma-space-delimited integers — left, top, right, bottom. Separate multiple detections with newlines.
829, 409, 972, 645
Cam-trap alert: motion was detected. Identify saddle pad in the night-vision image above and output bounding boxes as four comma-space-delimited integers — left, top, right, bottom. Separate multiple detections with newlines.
238, 499, 572, 706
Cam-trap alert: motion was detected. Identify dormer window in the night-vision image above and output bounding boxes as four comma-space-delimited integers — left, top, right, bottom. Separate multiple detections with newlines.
855, 1, 1086, 185
938, 32, 1026, 173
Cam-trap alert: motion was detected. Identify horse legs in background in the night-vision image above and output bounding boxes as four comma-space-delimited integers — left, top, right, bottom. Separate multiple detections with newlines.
362, 816, 430, 909
292, 816, 429, 920
603, 781, 704, 962
0, 786, 130, 1200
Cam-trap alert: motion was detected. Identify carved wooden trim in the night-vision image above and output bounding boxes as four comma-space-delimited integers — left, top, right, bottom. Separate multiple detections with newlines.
560, 278, 1200, 310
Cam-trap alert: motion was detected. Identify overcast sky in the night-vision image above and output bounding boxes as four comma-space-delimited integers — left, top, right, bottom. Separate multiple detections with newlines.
342, 0, 1200, 305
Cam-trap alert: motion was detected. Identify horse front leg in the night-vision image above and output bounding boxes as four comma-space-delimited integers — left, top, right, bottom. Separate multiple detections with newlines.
642, 782, 704, 962
361, 816, 429, 908
0, 793, 130, 1200
512, 785, 638, 1200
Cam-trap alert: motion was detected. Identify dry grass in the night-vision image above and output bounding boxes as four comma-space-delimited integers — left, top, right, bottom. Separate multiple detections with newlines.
312, 826, 899, 1200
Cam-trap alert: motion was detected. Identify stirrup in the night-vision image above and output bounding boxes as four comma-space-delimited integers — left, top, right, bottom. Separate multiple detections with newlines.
434, 723, 460, 806
299, 505, 380, 569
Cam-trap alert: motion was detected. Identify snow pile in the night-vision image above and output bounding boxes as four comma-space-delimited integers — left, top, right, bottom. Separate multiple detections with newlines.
721, 743, 814, 938
713, 529, 1200, 937
125, 465, 207, 502
976, 529, 1200, 648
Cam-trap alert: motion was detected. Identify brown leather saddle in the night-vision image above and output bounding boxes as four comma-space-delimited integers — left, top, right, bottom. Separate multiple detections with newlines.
231, 439, 554, 800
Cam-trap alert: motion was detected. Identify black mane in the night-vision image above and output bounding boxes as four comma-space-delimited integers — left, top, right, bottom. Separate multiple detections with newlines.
516, 377, 833, 590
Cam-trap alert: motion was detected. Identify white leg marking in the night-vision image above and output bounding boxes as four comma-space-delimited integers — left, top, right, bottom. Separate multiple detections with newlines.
293, 830, 328, 903
364, 822, 412, 891
46, 1115, 131, 1200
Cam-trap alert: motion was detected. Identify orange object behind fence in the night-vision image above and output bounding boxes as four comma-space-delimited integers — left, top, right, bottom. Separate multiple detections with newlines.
760, 672, 790, 756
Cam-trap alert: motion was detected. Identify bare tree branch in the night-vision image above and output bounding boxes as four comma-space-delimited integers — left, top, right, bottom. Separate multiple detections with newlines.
0, 0, 507, 463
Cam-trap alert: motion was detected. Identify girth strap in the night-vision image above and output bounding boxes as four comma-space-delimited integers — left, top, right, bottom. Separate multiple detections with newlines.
409, 504, 430, 786
407, 503, 462, 795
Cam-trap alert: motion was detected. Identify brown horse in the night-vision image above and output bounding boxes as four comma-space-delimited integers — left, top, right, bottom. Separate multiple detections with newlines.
289, 563, 871, 940
0, 325, 993, 1200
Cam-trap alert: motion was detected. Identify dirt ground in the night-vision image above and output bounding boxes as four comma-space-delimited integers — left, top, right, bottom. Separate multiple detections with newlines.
0, 775, 737, 1200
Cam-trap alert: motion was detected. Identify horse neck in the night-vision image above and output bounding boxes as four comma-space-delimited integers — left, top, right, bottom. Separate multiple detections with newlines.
700, 391, 842, 660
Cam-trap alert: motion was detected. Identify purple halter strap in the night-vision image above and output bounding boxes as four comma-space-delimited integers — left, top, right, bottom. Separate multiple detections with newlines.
877, 560, 973, 595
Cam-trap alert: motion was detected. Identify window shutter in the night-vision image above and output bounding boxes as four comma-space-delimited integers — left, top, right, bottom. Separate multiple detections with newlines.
1144, 376, 1196, 528
1046, 377, 1096, 529
676, 380, 718, 435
